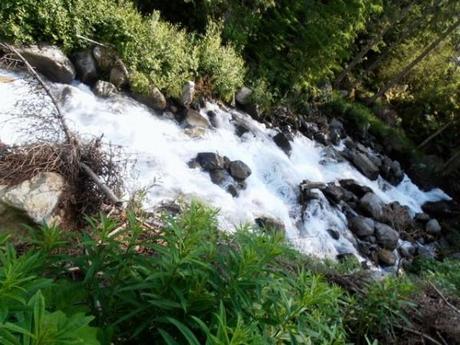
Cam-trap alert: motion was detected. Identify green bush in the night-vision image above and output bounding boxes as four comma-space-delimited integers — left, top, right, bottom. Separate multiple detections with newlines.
0, 0, 245, 100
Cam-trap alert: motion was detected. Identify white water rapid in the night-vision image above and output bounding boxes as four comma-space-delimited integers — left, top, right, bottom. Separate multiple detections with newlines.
0, 69, 450, 259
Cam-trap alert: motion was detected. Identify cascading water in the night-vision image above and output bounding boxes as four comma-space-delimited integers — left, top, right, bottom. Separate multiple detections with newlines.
0, 69, 450, 259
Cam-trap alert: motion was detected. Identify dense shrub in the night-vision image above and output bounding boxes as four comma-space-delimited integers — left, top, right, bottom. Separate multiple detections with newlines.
0, 0, 245, 100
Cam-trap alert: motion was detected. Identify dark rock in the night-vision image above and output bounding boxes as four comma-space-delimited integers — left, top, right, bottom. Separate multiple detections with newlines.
364, 236, 377, 244
136, 86, 167, 111
344, 149, 380, 180
17, 45, 75, 83
414, 213, 430, 223
109, 59, 129, 89
273, 132, 292, 155
196, 153, 225, 171
209, 169, 227, 185
93, 80, 117, 98
255, 216, 286, 235
226, 185, 239, 197
329, 128, 341, 146
235, 124, 250, 137
327, 229, 340, 240
187, 158, 200, 169
422, 200, 458, 219
313, 132, 329, 146
228, 160, 252, 181
380, 156, 404, 186
339, 179, 373, 198
300, 180, 326, 191
425, 219, 441, 235
92, 46, 117, 73
73, 50, 98, 85
358, 240, 377, 257
184, 109, 210, 128
375, 222, 399, 250
377, 249, 397, 266
349, 216, 375, 237
416, 244, 436, 259
323, 184, 346, 205
237, 180, 247, 190
207, 111, 218, 128
399, 242, 416, 258
360, 193, 384, 220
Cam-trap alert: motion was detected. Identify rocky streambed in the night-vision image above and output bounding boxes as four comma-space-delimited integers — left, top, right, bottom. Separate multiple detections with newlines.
0, 45, 455, 271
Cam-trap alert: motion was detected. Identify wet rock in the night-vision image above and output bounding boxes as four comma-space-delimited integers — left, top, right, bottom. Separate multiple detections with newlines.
329, 118, 344, 133
136, 86, 167, 111
226, 185, 239, 197
207, 111, 219, 128
184, 109, 210, 129
228, 160, 252, 181
344, 149, 380, 180
321, 147, 346, 164
209, 169, 228, 185
360, 193, 385, 220
358, 240, 377, 257
380, 156, 404, 186
300, 180, 326, 191
375, 222, 399, 250
323, 184, 346, 205
422, 200, 458, 219
0, 172, 65, 225
415, 212, 430, 224
195, 153, 225, 171
349, 216, 375, 237
377, 249, 397, 266
255, 216, 286, 235
339, 179, 373, 198
425, 219, 441, 235
92, 46, 117, 73
313, 132, 329, 146
399, 242, 416, 258
109, 59, 129, 89
184, 127, 206, 138
73, 50, 98, 85
235, 86, 253, 106
327, 229, 340, 240
273, 132, 292, 155
93, 80, 117, 98
329, 128, 341, 146
235, 124, 250, 137
416, 244, 436, 259
180, 81, 195, 107
17, 45, 75, 83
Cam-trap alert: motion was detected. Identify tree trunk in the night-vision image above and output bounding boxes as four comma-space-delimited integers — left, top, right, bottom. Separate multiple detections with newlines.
370, 18, 460, 103
334, 3, 414, 88
417, 120, 452, 150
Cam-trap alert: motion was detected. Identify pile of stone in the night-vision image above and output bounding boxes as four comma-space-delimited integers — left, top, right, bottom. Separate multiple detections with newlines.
189, 152, 252, 197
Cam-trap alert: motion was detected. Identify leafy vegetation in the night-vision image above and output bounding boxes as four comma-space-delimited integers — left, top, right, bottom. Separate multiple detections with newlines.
0, 0, 245, 100
1, 203, 458, 344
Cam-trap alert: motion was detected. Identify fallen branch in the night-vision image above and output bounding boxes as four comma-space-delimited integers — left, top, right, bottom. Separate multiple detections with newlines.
2, 43, 122, 206
396, 325, 443, 345
75, 34, 110, 48
429, 281, 460, 315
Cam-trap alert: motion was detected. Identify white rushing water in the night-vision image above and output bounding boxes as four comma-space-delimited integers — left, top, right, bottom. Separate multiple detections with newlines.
0, 69, 450, 259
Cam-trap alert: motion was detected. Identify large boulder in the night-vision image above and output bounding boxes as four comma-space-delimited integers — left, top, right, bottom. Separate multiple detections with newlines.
73, 50, 98, 85
323, 184, 347, 205
339, 179, 373, 198
273, 132, 292, 156
92, 46, 117, 73
380, 156, 404, 186
375, 222, 399, 250
349, 216, 375, 237
0, 172, 65, 225
195, 152, 225, 171
228, 160, 252, 181
377, 249, 397, 266
93, 80, 117, 98
18, 45, 75, 83
184, 109, 210, 129
344, 149, 380, 180
360, 193, 385, 220
425, 219, 442, 235
136, 86, 167, 111
422, 200, 458, 219
109, 59, 129, 89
